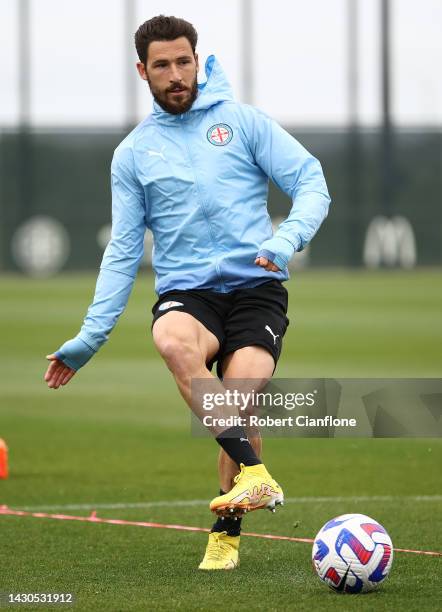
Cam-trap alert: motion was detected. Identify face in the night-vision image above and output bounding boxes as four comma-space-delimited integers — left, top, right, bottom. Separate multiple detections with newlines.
137, 37, 199, 115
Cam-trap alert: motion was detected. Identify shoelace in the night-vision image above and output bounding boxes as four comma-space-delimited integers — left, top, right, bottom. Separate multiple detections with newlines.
232, 463, 246, 485
206, 532, 233, 561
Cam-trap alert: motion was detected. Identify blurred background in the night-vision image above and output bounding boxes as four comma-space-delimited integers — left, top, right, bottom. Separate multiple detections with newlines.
1, 0, 441, 275
0, 5, 441, 605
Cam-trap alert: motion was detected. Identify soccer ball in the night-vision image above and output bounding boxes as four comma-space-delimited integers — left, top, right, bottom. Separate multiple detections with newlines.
312, 513, 393, 593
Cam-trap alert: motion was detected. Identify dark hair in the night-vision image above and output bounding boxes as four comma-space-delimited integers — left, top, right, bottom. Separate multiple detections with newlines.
135, 15, 198, 65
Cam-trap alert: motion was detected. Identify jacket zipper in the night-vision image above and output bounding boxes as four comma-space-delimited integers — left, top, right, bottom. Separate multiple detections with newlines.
181, 123, 225, 291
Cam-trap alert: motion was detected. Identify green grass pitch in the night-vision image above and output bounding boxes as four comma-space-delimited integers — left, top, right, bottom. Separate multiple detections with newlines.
0, 270, 441, 611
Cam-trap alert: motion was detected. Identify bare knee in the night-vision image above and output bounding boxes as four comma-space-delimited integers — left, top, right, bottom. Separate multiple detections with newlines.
154, 334, 204, 379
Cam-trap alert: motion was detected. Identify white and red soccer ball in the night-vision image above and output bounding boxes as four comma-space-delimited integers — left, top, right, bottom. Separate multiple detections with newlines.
312, 514, 393, 593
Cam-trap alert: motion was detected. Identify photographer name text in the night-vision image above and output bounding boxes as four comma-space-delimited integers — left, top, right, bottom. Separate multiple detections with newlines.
202, 415, 357, 428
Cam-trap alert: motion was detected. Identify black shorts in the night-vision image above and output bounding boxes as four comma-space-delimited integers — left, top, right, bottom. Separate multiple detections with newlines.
151, 280, 289, 379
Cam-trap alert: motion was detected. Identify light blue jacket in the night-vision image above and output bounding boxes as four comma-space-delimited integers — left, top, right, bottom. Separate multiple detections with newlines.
56, 56, 331, 369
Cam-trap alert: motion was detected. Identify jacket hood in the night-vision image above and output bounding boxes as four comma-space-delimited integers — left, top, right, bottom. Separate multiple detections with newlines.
152, 55, 234, 123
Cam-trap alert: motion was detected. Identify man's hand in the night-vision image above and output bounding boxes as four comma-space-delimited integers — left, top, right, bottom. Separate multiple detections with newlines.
45, 354, 76, 389
254, 256, 280, 272
256, 235, 296, 271
44, 336, 96, 389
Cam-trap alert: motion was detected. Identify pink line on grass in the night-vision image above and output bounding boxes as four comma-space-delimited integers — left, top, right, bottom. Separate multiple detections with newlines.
1, 505, 441, 557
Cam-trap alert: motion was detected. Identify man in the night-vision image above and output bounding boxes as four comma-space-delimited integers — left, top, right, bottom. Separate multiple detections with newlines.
44, 15, 330, 570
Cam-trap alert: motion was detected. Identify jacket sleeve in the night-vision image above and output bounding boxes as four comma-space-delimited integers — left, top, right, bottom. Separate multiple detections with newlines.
244, 106, 331, 268
55, 146, 147, 370
78, 146, 147, 350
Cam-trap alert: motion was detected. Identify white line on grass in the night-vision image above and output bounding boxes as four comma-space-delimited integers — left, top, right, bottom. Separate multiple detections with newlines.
15, 494, 442, 512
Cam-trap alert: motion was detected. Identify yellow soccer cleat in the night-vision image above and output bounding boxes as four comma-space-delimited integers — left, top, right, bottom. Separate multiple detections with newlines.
209, 463, 284, 516
198, 531, 240, 570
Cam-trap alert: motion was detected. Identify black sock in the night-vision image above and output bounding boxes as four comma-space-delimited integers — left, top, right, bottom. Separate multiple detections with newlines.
215, 426, 261, 468
211, 490, 242, 537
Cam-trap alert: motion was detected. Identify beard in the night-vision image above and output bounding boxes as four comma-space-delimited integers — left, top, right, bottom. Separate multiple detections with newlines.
148, 73, 199, 115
